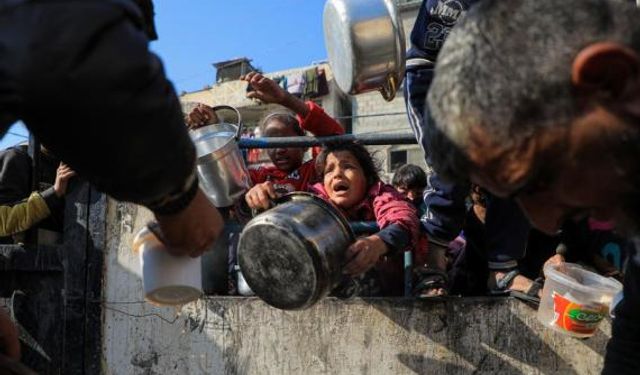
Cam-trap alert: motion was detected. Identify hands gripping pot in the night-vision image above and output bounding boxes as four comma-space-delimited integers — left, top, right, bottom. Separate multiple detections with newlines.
237, 193, 355, 310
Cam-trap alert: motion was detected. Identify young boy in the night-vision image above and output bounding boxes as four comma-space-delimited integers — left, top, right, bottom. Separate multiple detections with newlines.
392, 164, 447, 297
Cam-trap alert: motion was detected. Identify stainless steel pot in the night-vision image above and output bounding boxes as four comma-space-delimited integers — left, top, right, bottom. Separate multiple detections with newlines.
323, 0, 406, 101
237, 192, 355, 310
189, 105, 252, 207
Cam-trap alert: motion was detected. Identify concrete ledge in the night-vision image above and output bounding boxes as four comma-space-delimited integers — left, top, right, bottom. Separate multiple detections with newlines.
103, 200, 609, 374
102, 296, 609, 374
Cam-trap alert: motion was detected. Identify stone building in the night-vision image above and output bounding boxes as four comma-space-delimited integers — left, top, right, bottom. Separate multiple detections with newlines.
180, 0, 425, 181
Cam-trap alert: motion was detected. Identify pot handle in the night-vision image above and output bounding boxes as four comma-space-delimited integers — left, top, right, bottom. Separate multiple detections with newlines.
380, 75, 398, 102
211, 105, 244, 141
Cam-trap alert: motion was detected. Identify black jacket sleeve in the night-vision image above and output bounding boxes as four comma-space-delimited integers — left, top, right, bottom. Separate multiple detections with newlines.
377, 223, 411, 255
12, 0, 195, 214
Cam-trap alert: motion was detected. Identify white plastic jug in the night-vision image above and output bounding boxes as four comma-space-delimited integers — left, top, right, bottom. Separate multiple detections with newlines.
133, 224, 203, 306
538, 263, 622, 338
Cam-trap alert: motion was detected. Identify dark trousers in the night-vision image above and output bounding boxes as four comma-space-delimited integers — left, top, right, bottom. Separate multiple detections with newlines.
404, 62, 530, 270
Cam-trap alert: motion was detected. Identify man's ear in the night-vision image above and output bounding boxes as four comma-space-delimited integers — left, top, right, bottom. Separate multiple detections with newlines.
572, 42, 640, 98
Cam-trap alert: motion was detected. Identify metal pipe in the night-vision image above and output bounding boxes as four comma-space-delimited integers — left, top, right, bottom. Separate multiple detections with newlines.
404, 251, 413, 297
238, 133, 417, 149
334, 112, 406, 120
225, 221, 379, 235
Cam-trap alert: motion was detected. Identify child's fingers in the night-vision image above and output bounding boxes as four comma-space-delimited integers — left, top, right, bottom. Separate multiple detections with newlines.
345, 251, 368, 276
196, 104, 214, 116
58, 164, 75, 174
245, 193, 257, 209
347, 241, 380, 275
343, 242, 363, 274
249, 72, 263, 82
264, 182, 277, 199
251, 74, 267, 88
187, 112, 202, 125
246, 91, 261, 100
242, 71, 258, 82
346, 242, 361, 258
256, 189, 271, 210
61, 170, 76, 180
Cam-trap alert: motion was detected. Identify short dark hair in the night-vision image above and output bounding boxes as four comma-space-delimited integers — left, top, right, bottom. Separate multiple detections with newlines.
315, 142, 381, 188
392, 164, 427, 190
427, 0, 640, 182
259, 112, 304, 136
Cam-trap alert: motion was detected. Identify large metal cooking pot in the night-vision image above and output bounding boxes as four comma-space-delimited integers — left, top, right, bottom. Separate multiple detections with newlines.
323, 0, 406, 101
237, 192, 355, 310
189, 105, 252, 207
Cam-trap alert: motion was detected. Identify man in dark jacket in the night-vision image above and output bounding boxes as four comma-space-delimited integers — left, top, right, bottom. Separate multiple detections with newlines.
0, 0, 222, 255
0, 0, 223, 363
427, 0, 640, 372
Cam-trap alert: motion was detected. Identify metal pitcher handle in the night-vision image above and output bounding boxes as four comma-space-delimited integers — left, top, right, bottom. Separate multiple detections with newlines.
380, 75, 398, 102
211, 105, 244, 141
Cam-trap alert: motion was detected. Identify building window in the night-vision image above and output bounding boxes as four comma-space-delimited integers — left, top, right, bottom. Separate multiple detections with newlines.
389, 150, 407, 172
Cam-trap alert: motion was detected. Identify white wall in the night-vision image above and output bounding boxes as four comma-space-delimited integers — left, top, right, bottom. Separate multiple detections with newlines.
102, 199, 609, 375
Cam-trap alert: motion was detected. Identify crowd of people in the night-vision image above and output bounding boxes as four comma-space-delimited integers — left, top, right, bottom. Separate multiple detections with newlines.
2, 0, 640, 373
183, 72, 629, 303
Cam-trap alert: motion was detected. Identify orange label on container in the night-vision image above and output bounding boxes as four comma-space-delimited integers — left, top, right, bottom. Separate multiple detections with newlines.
552, 292, 607, 335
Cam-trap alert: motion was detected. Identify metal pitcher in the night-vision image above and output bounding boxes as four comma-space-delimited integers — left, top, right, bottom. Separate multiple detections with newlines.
189, 105, 252, 207
323, 0, 406, 101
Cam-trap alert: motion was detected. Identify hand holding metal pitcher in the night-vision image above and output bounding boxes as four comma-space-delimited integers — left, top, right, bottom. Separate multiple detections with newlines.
189, 105, 253, 207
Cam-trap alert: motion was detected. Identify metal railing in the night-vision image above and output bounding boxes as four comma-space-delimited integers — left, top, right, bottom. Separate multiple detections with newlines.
238, 132, 417, 148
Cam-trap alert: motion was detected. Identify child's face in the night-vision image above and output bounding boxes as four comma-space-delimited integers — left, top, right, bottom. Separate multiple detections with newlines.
395, 186, 423, 203
323, 151, 367, 210
263, 120, 305, 173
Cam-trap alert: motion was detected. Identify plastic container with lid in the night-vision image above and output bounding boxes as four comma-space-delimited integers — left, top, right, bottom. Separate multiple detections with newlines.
132, 224, 203, 306
537, 262, 622, 338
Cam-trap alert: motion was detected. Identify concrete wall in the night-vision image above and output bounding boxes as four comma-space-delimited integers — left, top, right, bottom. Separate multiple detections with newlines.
102, 199, 610, 375
179, 63, 349, 129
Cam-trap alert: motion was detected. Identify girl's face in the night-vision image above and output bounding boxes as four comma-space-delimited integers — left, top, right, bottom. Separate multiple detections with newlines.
263, 120, 305, 173
323, 151, 367, 210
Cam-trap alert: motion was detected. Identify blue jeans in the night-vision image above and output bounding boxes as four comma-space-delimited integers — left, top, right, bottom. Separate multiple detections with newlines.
404, 61, 529, 270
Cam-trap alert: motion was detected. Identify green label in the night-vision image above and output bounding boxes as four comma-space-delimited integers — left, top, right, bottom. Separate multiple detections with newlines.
567, 308, 605, 324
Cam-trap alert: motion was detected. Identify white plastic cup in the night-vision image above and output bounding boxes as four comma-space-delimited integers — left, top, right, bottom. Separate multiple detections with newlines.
133, 225, 203, 306
538, 263, 622, 338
